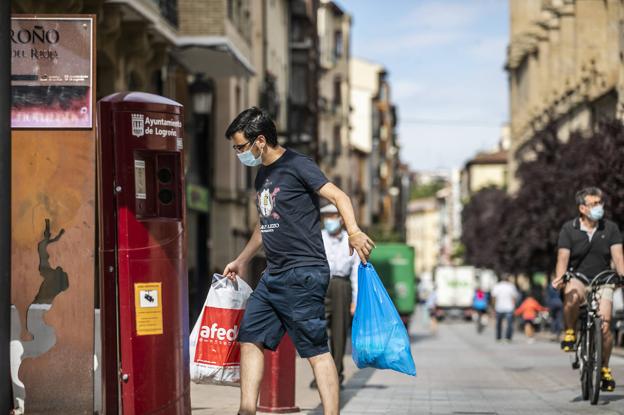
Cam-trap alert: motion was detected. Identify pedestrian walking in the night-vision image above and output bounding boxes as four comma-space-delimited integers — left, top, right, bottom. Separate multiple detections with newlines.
425, 288, 438, 334
222, 108, 375, 415
472, 288, 489, 334
491, 276, 519, 342
309, 204, 359, 390
545, 283, 564, 340
514, 291, 547, 343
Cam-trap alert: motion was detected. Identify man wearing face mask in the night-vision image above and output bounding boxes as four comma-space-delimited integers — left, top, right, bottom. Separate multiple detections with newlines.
552, 187, 624, 392
222, 107, 375, 415
308, 204, 359, 390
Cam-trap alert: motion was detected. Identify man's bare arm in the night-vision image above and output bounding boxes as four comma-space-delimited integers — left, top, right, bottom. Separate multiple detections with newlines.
223, 223, 263, 280
552, 248, 570, 290
610, 243, 624, 277
318, 182, 375, 263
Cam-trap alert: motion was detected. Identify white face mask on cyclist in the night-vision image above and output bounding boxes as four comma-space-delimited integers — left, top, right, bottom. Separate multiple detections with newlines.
587, 205, 604, 221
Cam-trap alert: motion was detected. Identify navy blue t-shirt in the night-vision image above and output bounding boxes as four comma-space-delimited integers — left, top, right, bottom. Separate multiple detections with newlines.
255, 149, 329, 273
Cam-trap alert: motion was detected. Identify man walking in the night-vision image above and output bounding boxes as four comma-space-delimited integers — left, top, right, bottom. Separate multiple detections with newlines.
491, 276, 519, 342
309, 204, 359, 390
222, 108, 374, 415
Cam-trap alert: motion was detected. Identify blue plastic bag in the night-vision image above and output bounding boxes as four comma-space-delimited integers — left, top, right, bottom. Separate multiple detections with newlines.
351, 263, 416, 376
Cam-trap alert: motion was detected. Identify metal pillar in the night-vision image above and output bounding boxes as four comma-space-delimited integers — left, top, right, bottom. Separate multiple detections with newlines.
0, 0, 12, 412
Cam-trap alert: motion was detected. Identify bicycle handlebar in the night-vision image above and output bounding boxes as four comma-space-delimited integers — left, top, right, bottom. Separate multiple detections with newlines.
563, 269, 624, 287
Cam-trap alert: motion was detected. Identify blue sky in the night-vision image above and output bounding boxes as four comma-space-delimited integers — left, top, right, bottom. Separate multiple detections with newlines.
340, 0, 509, 171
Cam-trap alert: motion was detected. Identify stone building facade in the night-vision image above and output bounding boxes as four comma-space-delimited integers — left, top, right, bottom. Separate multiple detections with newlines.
10, 0, 306, 320
506, 0, 624, 191
317, 0, 352, 195
350, 58, 383, 228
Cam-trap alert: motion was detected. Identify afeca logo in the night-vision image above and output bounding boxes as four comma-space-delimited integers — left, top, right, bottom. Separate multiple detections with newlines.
199, 322, 239, 342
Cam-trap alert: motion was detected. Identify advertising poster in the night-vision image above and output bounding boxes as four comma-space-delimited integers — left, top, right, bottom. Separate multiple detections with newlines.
11, 17, 93, 128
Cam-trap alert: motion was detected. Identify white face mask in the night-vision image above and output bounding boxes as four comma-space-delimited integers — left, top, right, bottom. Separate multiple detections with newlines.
237, 141, 263, 167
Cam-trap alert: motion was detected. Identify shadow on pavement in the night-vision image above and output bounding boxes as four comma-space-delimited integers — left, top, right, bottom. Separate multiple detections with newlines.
409, 331, 436, 344
306, 367, 377, 414
570, 393, 624, 405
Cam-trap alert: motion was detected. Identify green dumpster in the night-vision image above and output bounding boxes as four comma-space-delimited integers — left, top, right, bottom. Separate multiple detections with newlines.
369, 243, 416, 318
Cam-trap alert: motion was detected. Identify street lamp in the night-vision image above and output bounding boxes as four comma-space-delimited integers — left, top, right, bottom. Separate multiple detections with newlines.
190, 75, 213, 115
188, 74, 213, 324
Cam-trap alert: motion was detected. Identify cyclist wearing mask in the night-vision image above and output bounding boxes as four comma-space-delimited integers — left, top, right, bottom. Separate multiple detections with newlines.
552, 187, 624, 392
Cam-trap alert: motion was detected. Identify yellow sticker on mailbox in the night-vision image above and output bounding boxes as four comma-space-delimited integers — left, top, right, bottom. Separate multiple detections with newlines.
134, 282, 163, 336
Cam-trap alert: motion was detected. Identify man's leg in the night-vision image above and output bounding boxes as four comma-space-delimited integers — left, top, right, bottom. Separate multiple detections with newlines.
563, 279, 584, 330
598, 286, 616, 391
552, 306, 563, 338
326, 279, 338, 371
598, 293, 614, 368
505, 312, 514, 340
495, 312, 503, 340
308, 352, 340, 415
329, 278, 350, 383
239, 342, 265, 415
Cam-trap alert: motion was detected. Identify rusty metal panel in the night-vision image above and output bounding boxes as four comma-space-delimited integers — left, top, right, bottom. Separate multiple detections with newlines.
11, 130, 95, 414
10, 15, 96, 414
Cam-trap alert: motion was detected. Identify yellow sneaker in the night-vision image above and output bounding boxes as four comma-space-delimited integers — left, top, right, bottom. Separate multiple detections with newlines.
602, 367, 616, 392
560, 329, 575, 352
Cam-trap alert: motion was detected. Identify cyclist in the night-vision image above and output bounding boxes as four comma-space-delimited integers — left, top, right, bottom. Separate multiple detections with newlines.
552, 187, 624, 392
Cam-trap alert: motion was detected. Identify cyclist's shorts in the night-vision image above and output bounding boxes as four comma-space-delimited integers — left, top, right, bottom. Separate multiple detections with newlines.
585, 284, 615, 303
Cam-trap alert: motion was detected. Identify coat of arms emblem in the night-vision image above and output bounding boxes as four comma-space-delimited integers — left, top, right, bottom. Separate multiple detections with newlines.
131, 113, 145, 137
258, 187, 281, 219
260, 189, 273, 217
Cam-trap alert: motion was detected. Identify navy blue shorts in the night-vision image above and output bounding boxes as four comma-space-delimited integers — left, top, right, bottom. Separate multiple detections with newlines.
238, 265, 330, 358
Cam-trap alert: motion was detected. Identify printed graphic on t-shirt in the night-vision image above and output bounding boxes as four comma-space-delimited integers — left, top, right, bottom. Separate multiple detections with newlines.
257, 182, 281, 233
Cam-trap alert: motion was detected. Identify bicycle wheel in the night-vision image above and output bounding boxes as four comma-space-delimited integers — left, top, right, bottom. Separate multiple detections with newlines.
590, 317, 603, 405
580, 329, 589, 401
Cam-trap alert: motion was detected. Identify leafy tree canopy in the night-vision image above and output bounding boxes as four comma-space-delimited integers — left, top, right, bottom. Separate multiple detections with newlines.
462, 120, 624, 276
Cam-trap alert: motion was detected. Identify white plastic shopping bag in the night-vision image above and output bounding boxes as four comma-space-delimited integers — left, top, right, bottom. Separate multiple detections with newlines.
190, 273, 253, 385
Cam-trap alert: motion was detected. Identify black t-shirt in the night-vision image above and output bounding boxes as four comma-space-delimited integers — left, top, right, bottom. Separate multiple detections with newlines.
557, 217, 623, 279
255, 148, 329, 273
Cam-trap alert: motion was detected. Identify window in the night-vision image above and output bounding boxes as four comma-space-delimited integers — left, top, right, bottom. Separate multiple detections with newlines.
333, 77, 341, 108
333, 125, 342, 156
227, 0, 234, 20
334, 30, 343, 59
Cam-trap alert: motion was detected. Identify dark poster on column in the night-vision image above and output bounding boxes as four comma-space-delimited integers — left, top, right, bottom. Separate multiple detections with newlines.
11, 17, 93, 128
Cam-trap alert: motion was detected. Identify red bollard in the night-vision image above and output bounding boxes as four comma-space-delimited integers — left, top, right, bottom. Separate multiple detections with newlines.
258, 335, 300, 413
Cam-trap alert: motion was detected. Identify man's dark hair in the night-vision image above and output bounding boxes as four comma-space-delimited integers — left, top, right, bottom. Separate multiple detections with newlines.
225, 107, 278, 146
575, 187, 603, 206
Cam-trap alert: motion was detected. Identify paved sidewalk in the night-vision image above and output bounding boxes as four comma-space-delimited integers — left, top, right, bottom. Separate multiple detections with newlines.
334, 318, 624, 415
191, 345, 360, 414
191, 312, 624, 414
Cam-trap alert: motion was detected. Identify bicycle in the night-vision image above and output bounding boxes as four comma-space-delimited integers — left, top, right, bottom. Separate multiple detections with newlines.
564, 269, 623, 405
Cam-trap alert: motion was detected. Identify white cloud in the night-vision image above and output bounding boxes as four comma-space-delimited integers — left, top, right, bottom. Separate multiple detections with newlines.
399, 1, 481, 30
345, 0, 509, 170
